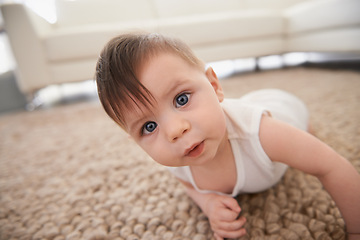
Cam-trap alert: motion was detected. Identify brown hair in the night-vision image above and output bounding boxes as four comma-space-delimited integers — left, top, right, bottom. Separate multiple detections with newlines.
95, 32, 204, 129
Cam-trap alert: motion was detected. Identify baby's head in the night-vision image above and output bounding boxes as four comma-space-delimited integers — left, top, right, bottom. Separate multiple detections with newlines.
95, 33, 204, 129
96, 33, 228, 167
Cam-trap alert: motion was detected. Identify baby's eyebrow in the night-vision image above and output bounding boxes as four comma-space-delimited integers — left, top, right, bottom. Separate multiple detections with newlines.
162, 79, 188, 99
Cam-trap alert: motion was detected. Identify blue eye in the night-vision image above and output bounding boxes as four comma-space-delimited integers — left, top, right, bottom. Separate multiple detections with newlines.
175, 93, 190, 108
142, 121, 157, 135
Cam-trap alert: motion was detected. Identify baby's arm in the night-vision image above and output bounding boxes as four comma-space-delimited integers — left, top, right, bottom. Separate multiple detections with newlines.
259, 115, 360, 237
177, 178, 247, 240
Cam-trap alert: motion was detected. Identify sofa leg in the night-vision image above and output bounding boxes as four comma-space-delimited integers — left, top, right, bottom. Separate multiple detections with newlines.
25, 92, 44, 111
254, 57, 261, 72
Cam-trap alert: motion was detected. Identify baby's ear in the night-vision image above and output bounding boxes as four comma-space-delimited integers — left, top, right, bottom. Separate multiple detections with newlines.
205, 67, 224, 102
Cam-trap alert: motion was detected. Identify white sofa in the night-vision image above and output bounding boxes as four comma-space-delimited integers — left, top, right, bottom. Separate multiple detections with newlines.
1, 0, 359, 96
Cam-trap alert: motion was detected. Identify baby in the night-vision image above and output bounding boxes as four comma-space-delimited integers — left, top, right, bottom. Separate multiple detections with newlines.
95, 33, 360, 240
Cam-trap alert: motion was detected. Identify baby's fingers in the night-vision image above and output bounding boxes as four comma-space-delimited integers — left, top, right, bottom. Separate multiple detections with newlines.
213, 232, 223, 240
221, 196, 241, 213
211, 216, 247, 240
215, 204, 241, 222
214, 226, 247, 239
218, 216, 247, 232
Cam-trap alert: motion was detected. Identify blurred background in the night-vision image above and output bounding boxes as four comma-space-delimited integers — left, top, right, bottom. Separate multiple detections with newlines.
1, 0, 359, 114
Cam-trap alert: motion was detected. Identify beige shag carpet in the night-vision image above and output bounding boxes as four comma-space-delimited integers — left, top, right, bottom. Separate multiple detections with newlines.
1, 67, 359, 240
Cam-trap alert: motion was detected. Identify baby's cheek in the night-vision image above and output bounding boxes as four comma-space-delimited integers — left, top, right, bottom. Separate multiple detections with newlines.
144, 147, 165, 163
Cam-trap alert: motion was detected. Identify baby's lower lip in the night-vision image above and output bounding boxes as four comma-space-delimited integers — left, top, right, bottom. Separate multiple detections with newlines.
185, 141, 205, 158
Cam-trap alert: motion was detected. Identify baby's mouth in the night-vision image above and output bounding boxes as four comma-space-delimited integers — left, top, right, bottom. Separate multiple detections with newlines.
184, 141, 205, 158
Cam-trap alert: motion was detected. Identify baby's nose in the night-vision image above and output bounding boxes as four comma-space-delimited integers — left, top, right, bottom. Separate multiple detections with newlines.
165, 116, 190, 143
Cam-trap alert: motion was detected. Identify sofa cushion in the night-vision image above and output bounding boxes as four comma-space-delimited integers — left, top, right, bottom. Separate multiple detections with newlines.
285, 0, 360, 34
45, 10, 283, 62
44, 21, 157, 62
286, 27, 360, 52
154, 0, 246, 18
54, 0, 156, 27
193, 36, 284, 61
154, 0, 306, 18
158, 10, 283, 47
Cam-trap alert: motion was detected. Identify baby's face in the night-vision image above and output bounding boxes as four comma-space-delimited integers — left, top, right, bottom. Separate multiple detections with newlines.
124, 53, 228, 167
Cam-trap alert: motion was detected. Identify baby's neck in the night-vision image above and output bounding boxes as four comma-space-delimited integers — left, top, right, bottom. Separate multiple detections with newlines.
190, 137, 237, 194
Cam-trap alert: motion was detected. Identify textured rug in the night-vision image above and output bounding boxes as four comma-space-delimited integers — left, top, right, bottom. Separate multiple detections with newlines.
0, 67, 359, 240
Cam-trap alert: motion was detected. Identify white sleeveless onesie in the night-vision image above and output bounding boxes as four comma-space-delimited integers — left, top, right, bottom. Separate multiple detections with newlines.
167, 89, 309, 197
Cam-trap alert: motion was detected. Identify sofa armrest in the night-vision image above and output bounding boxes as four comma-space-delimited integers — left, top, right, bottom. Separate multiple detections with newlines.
0, 3, 52, 94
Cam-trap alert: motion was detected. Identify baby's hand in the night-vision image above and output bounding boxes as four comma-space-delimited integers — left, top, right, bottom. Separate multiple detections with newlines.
204, 194, 247, 240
